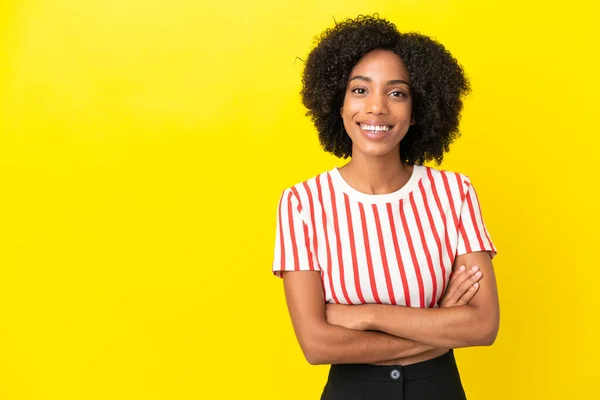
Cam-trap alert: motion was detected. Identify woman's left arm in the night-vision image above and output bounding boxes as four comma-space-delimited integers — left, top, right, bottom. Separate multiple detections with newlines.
326, 251, 500, 349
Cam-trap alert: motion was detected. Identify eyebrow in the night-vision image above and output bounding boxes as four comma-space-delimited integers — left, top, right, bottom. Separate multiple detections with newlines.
349, 75, 411, 86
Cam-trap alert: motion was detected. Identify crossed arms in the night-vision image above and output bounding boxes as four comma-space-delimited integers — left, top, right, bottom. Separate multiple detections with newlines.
281, 251, 499, 365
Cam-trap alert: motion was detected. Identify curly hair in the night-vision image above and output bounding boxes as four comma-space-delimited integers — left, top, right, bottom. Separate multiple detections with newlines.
301, 14, 470, 165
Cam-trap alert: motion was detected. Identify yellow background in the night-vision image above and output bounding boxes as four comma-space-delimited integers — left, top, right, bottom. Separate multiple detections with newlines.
1, 0, 598, 398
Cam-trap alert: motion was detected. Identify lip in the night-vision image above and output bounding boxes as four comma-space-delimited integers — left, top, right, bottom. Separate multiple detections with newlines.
357, 122, 393, 141
359, 120, 393, 127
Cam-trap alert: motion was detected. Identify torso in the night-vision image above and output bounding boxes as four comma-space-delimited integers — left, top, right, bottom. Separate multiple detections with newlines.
289, 164, 481, 308
275, 164, 495, 366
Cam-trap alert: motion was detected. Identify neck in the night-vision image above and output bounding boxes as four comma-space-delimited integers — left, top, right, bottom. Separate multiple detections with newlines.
338, 149, 414, 195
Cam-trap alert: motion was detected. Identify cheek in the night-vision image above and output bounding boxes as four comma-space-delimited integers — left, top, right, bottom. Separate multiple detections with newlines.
341, 97, 360, 120
406, 98, 414, 115
392, 102, 413, 120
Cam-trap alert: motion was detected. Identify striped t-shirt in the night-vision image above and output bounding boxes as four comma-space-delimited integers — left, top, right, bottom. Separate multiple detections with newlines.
272, 165, 497, 308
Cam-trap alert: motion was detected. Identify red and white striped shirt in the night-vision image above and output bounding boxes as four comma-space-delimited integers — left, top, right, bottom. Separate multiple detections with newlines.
272, 165, 497, 308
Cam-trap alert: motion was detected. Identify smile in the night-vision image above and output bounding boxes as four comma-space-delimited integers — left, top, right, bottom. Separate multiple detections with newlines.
358, 123, 392, 132
357, 123, 393, 141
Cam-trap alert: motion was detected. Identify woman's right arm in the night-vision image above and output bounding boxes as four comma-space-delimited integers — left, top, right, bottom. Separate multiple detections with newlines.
282, 270, 434, 365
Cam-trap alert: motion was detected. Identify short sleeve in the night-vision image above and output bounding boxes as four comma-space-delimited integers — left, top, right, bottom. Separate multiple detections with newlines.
272, 188, 320, 278
456, 181, 498, 259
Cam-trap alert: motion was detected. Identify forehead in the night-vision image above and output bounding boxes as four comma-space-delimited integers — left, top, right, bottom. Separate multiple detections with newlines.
350, 49, 410, 80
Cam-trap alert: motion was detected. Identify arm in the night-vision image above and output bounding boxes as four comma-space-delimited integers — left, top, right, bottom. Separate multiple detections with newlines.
282, 270, 436, 365
329, 251, 500, 349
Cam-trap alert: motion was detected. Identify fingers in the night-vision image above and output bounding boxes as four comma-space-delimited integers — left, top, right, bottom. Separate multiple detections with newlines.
456, 267, 482, 293
440, 265, 483, 307
454, 267, 483, 305
456, 281, 479, 305
447, 265, 476, 291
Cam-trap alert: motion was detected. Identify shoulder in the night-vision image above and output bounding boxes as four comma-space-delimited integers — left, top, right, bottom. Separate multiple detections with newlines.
422, 165, 469, 182
278, 169, 333, 206
421, 165, 473, 197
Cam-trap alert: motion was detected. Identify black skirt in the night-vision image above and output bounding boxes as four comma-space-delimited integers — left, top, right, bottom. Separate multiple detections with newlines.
320, 350, 467, 400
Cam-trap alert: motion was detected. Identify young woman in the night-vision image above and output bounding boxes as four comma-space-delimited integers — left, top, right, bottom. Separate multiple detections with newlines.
272, 14, 499, 400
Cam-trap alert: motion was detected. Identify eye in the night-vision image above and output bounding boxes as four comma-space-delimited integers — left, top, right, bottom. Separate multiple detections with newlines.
390, 90, 407, 98
351, 87, 367, 95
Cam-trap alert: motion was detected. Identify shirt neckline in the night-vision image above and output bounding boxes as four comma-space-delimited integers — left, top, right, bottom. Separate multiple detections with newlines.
329, 164, 426, 204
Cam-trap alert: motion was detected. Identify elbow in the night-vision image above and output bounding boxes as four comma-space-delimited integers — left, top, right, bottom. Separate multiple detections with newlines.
301, 341, 330, 365
484, 320, 500, 346
298, 328, 331, 365
475, 327, 498, 346
461, 306, 499, 347
304, 350, 326, 365
473, 316, 499, 347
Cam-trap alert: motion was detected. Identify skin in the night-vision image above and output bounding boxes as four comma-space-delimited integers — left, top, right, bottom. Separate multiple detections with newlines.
282, 49, 500, 366
326, 251, 499, 365
338, 49, 416, 196
283, 262, 485, 365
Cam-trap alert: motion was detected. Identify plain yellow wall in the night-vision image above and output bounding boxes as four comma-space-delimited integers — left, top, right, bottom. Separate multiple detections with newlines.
1, 0, 599, 399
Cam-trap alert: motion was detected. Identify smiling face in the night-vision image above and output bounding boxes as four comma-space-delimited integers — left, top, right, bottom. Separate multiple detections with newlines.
341, 49, 414, 159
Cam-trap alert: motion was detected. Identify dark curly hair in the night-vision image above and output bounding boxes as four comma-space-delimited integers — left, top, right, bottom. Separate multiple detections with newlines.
301, 14, 470, 165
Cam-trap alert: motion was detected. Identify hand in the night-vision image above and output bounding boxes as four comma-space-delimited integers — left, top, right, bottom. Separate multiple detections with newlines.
325, 303, 370, 330
439, 265, 483, 308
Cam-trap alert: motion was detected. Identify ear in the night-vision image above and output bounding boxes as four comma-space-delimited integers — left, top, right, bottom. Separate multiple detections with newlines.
410, 116, 416, 125
340, 107, 343, 116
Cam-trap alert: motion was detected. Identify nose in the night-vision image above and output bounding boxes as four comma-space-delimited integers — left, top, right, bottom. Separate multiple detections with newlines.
366, 92, 388, 115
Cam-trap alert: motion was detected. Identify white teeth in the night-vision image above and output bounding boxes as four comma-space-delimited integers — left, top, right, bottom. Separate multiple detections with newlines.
360, 124, 390, 132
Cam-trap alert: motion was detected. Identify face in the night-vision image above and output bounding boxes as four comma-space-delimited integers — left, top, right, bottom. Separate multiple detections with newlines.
341, 49, 414, 159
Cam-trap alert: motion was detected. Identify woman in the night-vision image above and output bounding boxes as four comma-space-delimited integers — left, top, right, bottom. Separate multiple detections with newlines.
272, 14, 499, 400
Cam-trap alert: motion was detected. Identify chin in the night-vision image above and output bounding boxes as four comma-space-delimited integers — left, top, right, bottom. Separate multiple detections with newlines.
353, 143, 400, 158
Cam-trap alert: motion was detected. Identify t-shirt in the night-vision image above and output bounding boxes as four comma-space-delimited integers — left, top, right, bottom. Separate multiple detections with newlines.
272, 165, 497, 308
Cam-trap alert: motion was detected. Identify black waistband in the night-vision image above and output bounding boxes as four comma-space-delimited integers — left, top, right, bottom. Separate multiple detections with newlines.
329, 350, 458, 382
